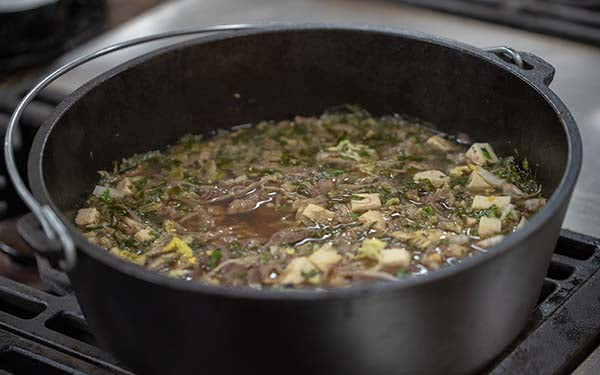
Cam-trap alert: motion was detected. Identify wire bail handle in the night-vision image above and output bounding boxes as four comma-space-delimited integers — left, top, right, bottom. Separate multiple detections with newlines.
4, 24, 259, 271
484, 46, 525, 69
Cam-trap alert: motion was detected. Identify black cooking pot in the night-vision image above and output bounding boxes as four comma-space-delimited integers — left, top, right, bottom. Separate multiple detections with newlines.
10, 25, 582, 374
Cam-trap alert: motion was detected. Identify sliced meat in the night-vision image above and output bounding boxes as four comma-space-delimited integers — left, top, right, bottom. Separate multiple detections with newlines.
227, 195, 259, 215
267, 227, 314, 246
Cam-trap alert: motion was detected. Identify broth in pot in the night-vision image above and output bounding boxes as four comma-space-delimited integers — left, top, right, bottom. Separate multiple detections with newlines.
74, 106, 545, 289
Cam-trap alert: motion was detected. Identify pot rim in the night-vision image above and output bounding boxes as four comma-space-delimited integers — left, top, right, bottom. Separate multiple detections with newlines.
28, 23, 582, 301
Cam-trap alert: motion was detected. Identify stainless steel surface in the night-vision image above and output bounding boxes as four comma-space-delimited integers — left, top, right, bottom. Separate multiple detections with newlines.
47, 0, 600, 237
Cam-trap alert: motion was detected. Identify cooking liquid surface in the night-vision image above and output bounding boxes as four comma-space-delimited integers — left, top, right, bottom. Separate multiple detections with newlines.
74, 106, 545, 289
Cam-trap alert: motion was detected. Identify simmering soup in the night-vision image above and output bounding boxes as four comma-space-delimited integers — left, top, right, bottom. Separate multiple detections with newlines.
75, 107, 545, 288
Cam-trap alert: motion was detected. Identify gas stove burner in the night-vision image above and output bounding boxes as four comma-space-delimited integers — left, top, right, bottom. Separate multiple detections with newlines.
0, 0, 108, 72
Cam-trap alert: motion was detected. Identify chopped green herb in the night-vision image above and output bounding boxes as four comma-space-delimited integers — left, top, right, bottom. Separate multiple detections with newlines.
481, 147, 491, 160
422, 205, 435, 217
395, 270, 407, 278
209, 250, 222, 269
99, 189, 112, 204
302, 269, 319, 279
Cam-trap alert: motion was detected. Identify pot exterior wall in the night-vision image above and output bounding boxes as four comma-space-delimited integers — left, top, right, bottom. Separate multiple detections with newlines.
68, 199, 569, 375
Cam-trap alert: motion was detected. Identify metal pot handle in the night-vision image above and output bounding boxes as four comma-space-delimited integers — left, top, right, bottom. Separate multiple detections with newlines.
4, 24, 259, 271
484, 46, 556, 86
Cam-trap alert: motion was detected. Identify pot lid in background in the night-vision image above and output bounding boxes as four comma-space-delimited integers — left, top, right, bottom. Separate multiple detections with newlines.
0, 0, 108, 73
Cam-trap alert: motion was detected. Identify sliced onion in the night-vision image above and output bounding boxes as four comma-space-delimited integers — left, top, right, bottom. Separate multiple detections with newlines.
502, 182, 526, 198
474, 166, 505, 188
476, 235, 505, 248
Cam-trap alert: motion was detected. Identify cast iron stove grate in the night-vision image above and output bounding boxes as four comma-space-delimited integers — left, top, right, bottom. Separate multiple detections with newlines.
0, 230, 598, 374
387, 0, 600, 47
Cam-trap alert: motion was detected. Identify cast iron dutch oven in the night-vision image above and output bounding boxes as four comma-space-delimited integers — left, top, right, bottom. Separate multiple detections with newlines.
7, 25, 582, 374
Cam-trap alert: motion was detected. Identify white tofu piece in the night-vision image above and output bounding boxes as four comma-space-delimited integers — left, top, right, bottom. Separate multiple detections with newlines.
281, 257, 318, 285
380, 248, 411, 268
389, 231, 412, 241
351, 193, 381, 212
524, 198, 547, 212
116, 178, 134, 195
465, 217, 478, 227
445, 244, 469, 258
426, 135, 453, 151
359, 210, 386, 231
466, 143, 499, 165
308, 244, 342, 273
471, 195, 511, 210
301, 204, 335, 223
466, 171, 492, 192
134, 229, 154, 242
413, 170, 450, 187
74, 208, 100, 226
478, 217, 502, 238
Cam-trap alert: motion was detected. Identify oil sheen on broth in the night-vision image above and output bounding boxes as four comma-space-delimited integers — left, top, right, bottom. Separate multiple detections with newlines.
74, 106, 546, 289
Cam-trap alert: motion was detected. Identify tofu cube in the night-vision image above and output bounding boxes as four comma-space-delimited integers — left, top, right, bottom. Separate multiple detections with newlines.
281, 257, 319, 285
478, 217, 502, 238
359, 210, 386, 231
134, 229, 155, 242
444, 244, 469, 258
74, 208, 100, 226
301, 204, 335, 223
466, 143, 499, 165
466, 171, 492, 192
116, 177, 134, 195
308, 244, 342, 273
426, 135, 453, 151
351, 193, 382, 212
472, 195, 511, 210
380, 248, 411, 268
413, 170, 450, 187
